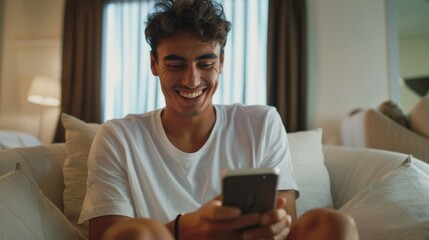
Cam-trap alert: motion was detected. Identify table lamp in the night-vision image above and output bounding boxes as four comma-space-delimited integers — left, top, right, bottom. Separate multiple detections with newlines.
27, 76, 61, 141
27, 76, 61, 106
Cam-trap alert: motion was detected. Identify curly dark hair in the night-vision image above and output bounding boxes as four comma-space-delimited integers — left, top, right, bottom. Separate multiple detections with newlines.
145, 0, 231, 60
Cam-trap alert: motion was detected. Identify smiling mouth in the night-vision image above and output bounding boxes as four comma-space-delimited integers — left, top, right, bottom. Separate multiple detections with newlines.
178, 89, 204, 99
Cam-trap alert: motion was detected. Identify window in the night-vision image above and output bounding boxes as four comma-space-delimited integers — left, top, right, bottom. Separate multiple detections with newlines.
102, 0, 269, 121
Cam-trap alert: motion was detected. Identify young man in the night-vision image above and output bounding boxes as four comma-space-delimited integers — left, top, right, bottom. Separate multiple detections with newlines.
79, 0, 358, 239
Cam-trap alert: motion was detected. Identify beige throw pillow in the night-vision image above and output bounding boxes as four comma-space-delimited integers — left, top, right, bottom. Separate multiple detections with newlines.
287, 129, 333, 217
323, 145, 410, 208
62, 113, 99, 236
339, 158, 429, 239
0, 163, 85, 240
409, 97, 429, 138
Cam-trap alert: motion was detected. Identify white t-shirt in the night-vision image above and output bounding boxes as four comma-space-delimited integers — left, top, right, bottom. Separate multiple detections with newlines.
79, 104, 299, 224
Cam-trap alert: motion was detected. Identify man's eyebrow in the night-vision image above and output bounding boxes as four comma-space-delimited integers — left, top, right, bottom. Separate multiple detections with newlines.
196, 53, 218, 60
164, 54, 186, 61
163, 53, 218, 61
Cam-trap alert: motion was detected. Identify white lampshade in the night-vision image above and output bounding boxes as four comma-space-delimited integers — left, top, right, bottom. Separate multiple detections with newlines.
27, 76, 61, 107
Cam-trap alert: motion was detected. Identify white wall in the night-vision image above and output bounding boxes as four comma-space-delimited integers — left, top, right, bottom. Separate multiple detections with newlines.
307, 0, 390, 144
0, 0, 64, 143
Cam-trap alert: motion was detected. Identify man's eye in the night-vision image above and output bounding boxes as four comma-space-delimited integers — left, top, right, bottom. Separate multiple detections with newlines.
167, 64, 184, 71
199, 63, 214, 69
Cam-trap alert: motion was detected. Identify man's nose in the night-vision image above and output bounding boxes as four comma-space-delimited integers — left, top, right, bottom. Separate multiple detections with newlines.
182, 66, 201, 88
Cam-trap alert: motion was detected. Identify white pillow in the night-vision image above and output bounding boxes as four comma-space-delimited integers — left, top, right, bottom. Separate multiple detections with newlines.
0, 163, 85, 240
339, 157, 429, 240
62, 113, 99, 236
409, 97, 429, 138
323, 146, 410, 208
287, 129, 333, 217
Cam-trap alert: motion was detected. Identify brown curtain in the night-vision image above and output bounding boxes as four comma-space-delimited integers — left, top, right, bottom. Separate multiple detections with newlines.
267, 0, 307, 132
53, 0, 104, 142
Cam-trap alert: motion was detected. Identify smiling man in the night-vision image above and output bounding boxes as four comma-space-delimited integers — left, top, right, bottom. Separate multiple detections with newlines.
78, 1, 358, 240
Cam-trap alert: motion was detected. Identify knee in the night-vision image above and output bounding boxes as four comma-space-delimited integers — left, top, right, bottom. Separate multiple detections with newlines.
103, 218, 174, 240
288, 208, 359, 240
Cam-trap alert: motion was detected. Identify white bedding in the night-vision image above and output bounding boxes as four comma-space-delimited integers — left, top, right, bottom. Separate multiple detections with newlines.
0, 130, 41, 149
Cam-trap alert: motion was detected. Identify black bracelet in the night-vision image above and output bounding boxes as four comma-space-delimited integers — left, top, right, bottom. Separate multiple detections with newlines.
174, 213, 183, 240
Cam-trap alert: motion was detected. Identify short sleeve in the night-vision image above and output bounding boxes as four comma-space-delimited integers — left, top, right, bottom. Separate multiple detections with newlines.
78, 123, 135, 223
261, 109, 299, 196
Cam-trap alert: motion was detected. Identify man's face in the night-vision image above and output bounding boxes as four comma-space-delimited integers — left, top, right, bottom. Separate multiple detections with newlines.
150, 31, 224, 117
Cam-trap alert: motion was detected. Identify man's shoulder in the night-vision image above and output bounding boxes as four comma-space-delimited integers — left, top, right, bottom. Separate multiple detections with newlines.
103, 109, 160, 130
216, 104, 280, 129
217, 103, 277, 117
124, 110, 158, 121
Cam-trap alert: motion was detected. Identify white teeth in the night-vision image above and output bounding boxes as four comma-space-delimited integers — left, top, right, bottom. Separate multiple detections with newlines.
179, 90, 203, 99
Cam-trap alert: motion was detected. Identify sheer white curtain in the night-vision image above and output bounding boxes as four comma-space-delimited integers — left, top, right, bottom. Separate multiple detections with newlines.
102, 0, 268, 121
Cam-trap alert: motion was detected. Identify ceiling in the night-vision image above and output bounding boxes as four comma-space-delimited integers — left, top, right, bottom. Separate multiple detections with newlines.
397, 0, 429, 37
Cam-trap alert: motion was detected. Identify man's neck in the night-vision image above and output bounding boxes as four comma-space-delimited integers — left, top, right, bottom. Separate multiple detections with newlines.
161, 106, 216, 153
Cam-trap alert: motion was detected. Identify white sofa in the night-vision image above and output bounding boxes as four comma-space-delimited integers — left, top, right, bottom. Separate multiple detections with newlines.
1, 115, 429, 239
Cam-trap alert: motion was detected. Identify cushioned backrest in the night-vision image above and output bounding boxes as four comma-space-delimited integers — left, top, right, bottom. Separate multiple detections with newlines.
322, 145, 409, 208
0, 144, 66, 210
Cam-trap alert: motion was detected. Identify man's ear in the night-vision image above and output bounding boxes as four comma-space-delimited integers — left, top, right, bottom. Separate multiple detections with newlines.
150, 52, 159, 76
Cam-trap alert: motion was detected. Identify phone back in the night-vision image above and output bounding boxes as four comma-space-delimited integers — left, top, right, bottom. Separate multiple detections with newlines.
222, 173, 278, 214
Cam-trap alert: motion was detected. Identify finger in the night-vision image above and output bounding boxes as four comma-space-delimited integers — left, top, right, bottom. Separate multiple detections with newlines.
279, 225, 292, 239
261, 209, 287, 226
276, 196, 287, 209
208, 212, 262, 233
243, 215, 290, 240
275, 225, 291, 240
213, 194, 222, 201
206, 200, 241, 220
203, 200, 242, 220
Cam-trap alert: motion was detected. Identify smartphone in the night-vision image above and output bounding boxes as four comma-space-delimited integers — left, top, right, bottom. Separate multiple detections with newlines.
222, 167, 279, 214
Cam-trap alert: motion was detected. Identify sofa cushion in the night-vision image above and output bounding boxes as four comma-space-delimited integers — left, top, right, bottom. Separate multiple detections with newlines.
0, 163, 85, 240
323, 145, 410, 208
339, 158, 429, 239
287, 129, 333, 217
0, 144, 66, 210
409, 97, 429, 139
62, 113, 99, 236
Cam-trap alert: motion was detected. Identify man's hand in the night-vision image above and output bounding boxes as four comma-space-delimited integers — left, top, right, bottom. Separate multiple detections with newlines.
178, 196, 261, 240
240, 196, 293, 240
178, 195, 293, 240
